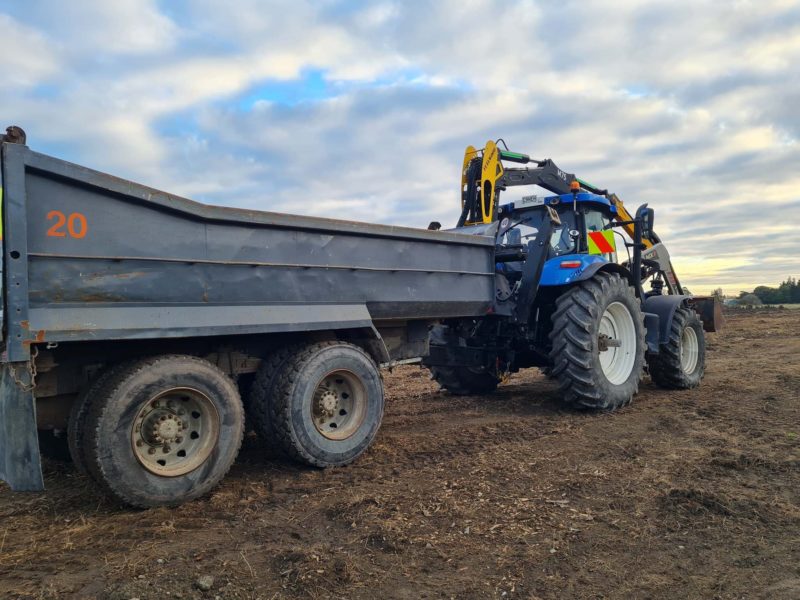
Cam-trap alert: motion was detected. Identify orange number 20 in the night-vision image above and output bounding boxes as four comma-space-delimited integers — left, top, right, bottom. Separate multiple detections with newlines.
47, 211, 87, 239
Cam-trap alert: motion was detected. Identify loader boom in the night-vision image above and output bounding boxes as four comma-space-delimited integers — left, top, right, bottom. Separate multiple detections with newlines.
460, 142, 689, 295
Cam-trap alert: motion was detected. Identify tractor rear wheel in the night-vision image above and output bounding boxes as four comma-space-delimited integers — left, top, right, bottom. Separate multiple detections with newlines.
430, 366, 501, 395
648, 307, 705, 389
549, 272, 645, 410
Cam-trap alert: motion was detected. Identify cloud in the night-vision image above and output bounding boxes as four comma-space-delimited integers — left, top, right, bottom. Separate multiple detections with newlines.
0, 14, 59, 86
0, 0, 798, 294
11, 0, 179, 57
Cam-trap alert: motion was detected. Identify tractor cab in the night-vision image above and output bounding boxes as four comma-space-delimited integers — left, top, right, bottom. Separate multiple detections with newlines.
495, 192, 621, 287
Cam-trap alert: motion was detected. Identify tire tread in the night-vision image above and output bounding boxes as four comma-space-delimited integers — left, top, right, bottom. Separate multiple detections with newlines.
268, 342, 380, 467
548, 272, 645, 410
83, 354, 244, 507
649, 307, 705, 389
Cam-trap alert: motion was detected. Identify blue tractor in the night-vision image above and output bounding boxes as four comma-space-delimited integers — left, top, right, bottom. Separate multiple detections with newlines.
424, 141, 722, 409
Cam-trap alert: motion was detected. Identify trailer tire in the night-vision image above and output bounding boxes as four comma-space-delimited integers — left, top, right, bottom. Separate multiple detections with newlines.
430, 366, 500, 395
549, 272, 645, 410
248, 344, 305, 455
83, 355, 244, 507
67, 365, 125, 475
269, 342, 384, 468
648, 307, 705, 389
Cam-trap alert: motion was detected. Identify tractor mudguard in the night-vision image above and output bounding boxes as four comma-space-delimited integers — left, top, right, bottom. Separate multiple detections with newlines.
539, 254, 633, 287
642, 294, 691, 346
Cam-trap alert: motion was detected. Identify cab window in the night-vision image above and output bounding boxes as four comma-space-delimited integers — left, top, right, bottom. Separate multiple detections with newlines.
583, 209, 617, 261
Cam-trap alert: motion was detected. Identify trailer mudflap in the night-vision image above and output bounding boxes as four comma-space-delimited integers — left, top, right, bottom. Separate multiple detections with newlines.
0, 363, 44, 491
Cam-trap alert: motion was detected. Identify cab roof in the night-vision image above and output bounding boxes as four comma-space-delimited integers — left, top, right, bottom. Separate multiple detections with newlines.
500, 192, 616, 215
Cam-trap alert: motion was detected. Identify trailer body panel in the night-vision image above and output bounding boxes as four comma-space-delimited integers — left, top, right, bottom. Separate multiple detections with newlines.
0, 141, 496, 493
2, 144, 496, 360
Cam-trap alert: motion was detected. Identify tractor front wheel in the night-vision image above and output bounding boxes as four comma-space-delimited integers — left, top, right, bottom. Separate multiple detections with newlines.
648, 307, 705, 389
549, 272, 645, 410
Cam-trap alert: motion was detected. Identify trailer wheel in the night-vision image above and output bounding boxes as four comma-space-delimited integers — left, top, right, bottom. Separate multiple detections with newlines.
269, 342, 384, 467
67, 365, 123, 475
430, 366, 500, 395
648, 307, 705, 389
247, 344, 305, 454
83, 355, 244, 507
549, 272, 645, 410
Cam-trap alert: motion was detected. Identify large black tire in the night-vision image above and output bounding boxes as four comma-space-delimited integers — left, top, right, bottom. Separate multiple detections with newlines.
549, 272, 646, 410
269, 342, 384, 468
68, 365, 124, 475
67, 386, 94, 474
648, 307, 705, 389
430, 366, 501, 395
83, 355, 244, 507
247, 344, 305, 455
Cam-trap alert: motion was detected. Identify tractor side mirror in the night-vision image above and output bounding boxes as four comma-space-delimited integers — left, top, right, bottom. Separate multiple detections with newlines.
636, 204, 655, 239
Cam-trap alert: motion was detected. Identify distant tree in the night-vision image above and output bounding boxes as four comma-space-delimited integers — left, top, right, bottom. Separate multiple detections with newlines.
750, 276, 799, 305
711, 288, 725, 301
739, 293, 762, 307
778, 276, 800, 304
754, 285, 782, 304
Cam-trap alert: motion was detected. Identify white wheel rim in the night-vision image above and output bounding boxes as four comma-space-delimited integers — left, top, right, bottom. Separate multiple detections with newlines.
598, 301, 637, 385
680, 325, 699, 374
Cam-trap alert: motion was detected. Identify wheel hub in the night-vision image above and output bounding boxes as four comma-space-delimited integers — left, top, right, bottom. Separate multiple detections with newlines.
142, 411, 184, 444
131, 388, 219, 477
311, 370, 367, 441
316, 389, 339, 416
598, 334, 621, 352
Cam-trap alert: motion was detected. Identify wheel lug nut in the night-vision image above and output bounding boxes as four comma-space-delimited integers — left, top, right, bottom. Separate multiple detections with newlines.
163, 445, 170, 453
148, 447, 156, 455
136, 440, 144, 447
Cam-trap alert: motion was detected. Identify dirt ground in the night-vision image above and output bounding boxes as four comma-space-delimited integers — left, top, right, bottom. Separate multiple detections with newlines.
1, 309, 798, 599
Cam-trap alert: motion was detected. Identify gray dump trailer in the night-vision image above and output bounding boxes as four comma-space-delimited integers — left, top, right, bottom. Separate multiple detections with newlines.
0, 134, 495, 506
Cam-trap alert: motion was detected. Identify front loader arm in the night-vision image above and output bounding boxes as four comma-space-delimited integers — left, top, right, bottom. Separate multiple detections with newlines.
459, 143, 580, 226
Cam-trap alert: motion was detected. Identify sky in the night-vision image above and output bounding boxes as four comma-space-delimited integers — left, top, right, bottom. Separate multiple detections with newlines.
1, 0, 798, 295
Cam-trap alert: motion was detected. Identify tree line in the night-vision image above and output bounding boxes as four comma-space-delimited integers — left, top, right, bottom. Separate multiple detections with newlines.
713, 276, 800, 305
